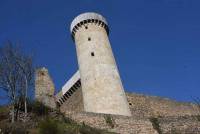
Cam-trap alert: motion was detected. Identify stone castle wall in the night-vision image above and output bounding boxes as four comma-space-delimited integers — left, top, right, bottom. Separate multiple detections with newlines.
67, 112, 158, 134
58, 89, 198, 118
158, 116, 200, 134
126, 93, 198, 118
66, 112, 200, 134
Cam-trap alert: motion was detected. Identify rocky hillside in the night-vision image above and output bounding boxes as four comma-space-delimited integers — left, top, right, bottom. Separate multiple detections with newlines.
1, 93, 200, 134
0, 102, 116, 134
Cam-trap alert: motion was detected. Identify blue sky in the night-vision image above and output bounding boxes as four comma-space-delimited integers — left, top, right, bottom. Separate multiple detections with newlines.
0, 0, 200, 103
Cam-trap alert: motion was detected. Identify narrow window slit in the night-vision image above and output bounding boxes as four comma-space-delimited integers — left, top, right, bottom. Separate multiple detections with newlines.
91, 52, 95, 56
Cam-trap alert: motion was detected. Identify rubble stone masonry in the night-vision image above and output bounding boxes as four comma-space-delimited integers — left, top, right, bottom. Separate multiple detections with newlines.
35, 68, 56, 108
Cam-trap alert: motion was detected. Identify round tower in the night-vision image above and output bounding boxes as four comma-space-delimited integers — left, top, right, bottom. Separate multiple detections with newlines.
70, 12, 131, 116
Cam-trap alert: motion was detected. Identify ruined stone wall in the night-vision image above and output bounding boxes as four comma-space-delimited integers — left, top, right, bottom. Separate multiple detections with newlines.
58, 90, 198, 117
35, 68, 56, 108
158, 116, 200, 134
59, 91, 200, 133
126, 92, 198, 118
60, 88, 84, 114
66, 112, 200, 134
67, 112, 158, 134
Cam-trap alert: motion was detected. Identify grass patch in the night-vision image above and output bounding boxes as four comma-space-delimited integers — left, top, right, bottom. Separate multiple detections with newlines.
192, 115, 200, 122
0, 104, 117, 134
79, 123, 116, 134
149, 117, 162, 134
38, 118, 66, 134
0, 122, 29, 134
104, 115, 115, 128
29, 101, 50, 116
38, 117, 116, 134
170, 128, 181, 134
0, 106, 9, 121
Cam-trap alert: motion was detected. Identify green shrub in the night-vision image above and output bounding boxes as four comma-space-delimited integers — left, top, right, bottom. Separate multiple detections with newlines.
59, 112, 75, 124
38, 117, 83, 134
149, 117, 162, 134
29, 101, 50, 116
104, 115, 115, 128
11, 126, 28, 134
0, 122, 28, 134
170, 128, 181, 134
0, 122, 10, 134
79, 124, 117, 134
79, 124, 105, 134
195, 115, 200, 121
38, 118, 65, 134
0, 106, 9, 121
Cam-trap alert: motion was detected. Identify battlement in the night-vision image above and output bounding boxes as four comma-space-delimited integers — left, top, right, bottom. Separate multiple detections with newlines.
70, 12, 109, 38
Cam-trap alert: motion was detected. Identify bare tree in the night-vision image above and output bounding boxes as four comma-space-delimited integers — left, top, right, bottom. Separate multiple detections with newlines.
16, 53, 34, 118
0, 42, 34, 122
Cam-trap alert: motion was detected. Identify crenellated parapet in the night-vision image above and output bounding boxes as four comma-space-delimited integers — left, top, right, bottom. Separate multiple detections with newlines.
70, 12, 109, 39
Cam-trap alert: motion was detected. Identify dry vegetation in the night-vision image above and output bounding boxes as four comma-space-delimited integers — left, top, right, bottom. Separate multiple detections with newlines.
0, 102, 117, 134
